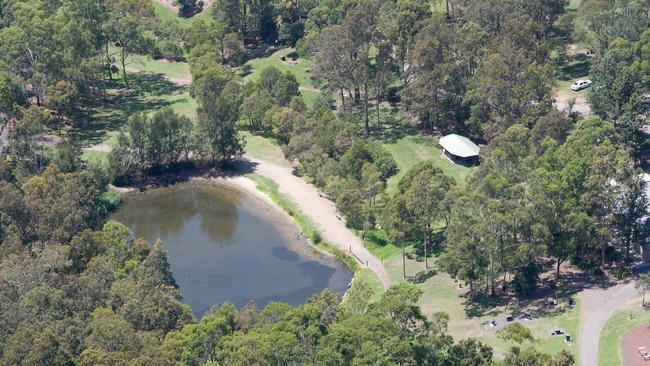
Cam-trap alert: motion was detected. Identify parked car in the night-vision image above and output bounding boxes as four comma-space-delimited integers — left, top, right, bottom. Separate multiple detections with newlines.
571, 79, 592, 91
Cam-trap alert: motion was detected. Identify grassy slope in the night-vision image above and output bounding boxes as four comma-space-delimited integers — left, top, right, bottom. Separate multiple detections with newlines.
154, 3, 213, 26
240, 131, 291, 168
599, 303, 650, 366
124, 53, 192, 80
383, 135, 477, 194
242, 48, 321, 106
361, 235, 580, 359
357, 268, 385, 303
239, 101, 579, 357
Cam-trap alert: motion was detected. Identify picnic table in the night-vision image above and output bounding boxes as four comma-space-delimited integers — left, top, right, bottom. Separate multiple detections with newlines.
639, 347, 650, 361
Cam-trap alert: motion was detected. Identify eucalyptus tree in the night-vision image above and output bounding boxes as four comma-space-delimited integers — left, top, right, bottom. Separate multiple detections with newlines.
194, 65, 244, 165
105, 0, 155, 89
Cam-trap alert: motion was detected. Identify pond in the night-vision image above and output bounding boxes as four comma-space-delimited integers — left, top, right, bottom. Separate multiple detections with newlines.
112, 181, 353, 316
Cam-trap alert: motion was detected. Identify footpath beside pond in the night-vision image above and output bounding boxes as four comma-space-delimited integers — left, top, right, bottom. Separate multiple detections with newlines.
237, 155, 392, 290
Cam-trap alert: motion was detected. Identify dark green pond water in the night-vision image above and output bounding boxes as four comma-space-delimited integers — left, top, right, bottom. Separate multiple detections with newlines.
112, 182, 353, 316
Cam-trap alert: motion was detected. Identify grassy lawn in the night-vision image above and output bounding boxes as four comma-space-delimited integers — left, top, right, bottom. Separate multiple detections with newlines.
360, 233, 580, 359
241, 48, 321, 106
599, 302, 650, 366
68, 72, 194, 161
124, 53, 192, 81
383, 135, 477, 194
154, 3, 213, 26
356, 268, 385, 303
240, 131, 291, 168
108, 46, 192, 83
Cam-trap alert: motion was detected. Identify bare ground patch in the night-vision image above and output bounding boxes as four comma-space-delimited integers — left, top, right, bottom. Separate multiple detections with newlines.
621, 323, 650, 366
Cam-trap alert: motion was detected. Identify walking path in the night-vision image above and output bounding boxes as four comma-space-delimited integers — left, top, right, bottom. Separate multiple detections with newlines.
579, 281, 639, 365
242, 155, 391, 289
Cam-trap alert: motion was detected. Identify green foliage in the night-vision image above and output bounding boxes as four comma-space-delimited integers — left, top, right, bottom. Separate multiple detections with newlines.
0, 72, 27, 120
512, 261, 543, 296
587, 33, 650, 160
366, 140, 397, 178
578, 0, 650, 49
105, 0, 156, 89
174, 0, 205, 17
497, 323, 536, 344
468, 37, 555, 139
258, 66, 300, 106
441, 115, 640, 297
109, 108, 194, 183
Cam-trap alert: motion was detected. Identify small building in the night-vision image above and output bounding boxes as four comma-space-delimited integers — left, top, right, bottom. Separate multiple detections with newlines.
439, 134, 480, 166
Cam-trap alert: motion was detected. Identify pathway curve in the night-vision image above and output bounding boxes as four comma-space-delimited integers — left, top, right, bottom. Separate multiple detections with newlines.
579, 281, 638, 366
241, 155, 392, 289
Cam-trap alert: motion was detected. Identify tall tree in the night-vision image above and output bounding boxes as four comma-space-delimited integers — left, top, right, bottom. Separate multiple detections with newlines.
404, 15, 468, 132
105, 0, 155, 89
468, 38, 554, 140
637, 274, 650, 306
194, 65, 244, 164
382, 0, 431, 85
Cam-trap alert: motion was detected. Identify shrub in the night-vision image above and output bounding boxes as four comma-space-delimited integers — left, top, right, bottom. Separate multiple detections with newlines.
612, 263, 631, 279
98, 189, 123, 215
512, 261, 542, 296
367, 140, 397, 178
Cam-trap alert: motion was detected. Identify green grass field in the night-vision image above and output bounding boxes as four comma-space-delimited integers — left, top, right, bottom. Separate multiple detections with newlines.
360, 235, 580, 359
242, 48, 321, 106
383, 135, 477, 194
65, 43, 197, 156
240, 131, 291, 168
599, 303, 650, 366
356, 268, 385, 303
69, 71, 194, 164
154, 3, 213, 26
108, 46, 192, 82
125, 54, 192, 82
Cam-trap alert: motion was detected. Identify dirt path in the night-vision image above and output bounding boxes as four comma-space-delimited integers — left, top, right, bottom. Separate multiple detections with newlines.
241, 155, 392, 289
579, 281, 638, 366
621, 323, 650, 366
83, 143, 113, 153
125, 66, 192, 86
555, 89, 592, 116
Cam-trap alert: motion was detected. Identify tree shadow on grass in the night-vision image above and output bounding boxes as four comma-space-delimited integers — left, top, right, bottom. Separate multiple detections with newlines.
370, 105, 417, 143
463, 293, 510, 318
366, 230, 388, 247
69, 73, 189, 145
556, 54, 592, 81
407, 269, 437, 284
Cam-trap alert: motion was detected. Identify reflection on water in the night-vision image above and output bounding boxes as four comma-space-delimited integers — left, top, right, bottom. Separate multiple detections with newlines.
112, 182, 352, 316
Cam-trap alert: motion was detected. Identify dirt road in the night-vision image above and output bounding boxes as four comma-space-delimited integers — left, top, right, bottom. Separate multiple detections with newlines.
243, 155, 392, 289
579, 281, 638, 365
